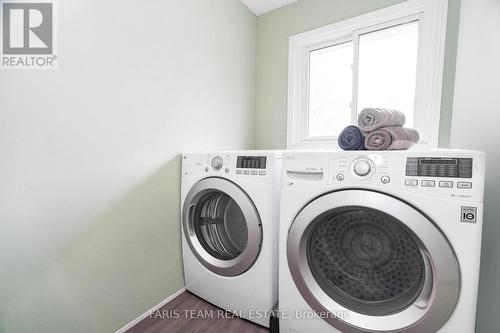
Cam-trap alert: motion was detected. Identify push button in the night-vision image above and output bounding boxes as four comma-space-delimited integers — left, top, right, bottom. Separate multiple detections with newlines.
457, 182, 472, 189
336, 173, 345, 181
405, 179, 418, 186
259, 171, 266, 176
243, 170, 250, 175
236, 170, 242, 175
251, 170, 258, 175
380, 176, 391, 184
421, 180, 435, 187
439, 181, 453, 188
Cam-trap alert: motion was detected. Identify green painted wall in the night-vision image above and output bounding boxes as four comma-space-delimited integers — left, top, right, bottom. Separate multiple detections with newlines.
0, 0, 256, 332
449, 0, 500, 331
255, 0, 461, 149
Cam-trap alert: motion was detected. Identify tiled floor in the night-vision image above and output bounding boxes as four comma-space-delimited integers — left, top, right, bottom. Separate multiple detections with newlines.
127, 291, 269, 333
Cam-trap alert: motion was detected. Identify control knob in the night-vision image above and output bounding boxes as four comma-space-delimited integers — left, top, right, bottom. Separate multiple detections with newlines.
211, 156, 224, 171
353, 159, 372, 177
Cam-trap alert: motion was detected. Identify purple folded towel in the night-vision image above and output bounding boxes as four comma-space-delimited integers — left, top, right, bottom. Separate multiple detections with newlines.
365, 127, 419, 150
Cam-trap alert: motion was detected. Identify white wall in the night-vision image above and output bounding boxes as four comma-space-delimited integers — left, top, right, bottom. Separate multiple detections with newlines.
0, 0, 256, 332
450, 0, 500, 331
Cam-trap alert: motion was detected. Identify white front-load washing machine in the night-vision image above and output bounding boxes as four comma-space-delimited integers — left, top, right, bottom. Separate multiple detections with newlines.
181, 151, 281, 327
279, 149, 485, 333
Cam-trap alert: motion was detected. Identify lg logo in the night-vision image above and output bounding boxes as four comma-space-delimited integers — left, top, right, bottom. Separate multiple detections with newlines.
2, 2, 53, 54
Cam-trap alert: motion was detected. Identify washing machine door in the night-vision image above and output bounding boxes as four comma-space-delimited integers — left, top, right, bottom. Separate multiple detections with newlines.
287, 190, 460, 333
183, 177, 262, 277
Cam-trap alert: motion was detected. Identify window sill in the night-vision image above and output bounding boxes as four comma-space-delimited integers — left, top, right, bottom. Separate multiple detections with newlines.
288, 139, 342, 150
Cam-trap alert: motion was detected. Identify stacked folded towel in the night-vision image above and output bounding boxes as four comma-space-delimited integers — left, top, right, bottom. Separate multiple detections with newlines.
338, 126, 366, 150
338, 108, 419, 150
365, 127, 419, 150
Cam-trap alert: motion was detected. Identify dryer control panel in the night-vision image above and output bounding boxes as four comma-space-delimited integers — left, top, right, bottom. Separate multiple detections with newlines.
182, 152, 282, 184
236, 156, 267, 169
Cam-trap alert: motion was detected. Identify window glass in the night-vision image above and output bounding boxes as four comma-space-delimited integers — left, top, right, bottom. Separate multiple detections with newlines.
357, 21, 419, 127
308, 42, 353, 137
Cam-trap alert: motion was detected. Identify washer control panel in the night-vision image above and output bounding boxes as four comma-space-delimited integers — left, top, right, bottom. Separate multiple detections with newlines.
333, 154, 386, 184
404, 156, 475, 190
404, 178, 473, 189
406, 157, 472, 178
282, 151, 484, 203
327, 151, 485, 202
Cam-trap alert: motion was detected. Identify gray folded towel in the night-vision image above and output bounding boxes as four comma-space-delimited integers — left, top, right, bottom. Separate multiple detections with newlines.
365, 127, 419, 150
358, 108, 406, 132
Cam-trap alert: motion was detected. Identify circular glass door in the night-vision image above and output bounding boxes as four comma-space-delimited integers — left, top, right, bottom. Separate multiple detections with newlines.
287, 190, 460, 333
308, 207, 426, 316
183, 178, 262, 276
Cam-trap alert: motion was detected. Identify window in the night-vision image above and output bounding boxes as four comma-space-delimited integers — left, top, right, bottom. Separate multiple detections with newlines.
308, 42, 353, 137
357, 21, 419, 128
287, 0, 448, 148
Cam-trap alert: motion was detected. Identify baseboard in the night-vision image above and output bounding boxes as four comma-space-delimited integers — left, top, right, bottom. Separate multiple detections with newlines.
115, 287, 186, 333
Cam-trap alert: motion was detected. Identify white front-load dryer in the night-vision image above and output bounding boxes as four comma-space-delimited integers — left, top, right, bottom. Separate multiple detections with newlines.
279, 149, 485, 333
181, 151, 281, 327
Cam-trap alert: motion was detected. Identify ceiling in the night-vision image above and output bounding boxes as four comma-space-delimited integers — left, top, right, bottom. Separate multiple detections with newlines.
240, 0, 298, 16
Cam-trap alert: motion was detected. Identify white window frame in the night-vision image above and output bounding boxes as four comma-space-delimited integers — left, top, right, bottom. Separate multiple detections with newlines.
287, 0, 448, 149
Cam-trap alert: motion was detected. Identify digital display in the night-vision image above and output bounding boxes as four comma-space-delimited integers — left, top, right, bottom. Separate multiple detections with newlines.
406, 157, 473, 178
237, 156, 267, 169
420, 159, 457, 165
